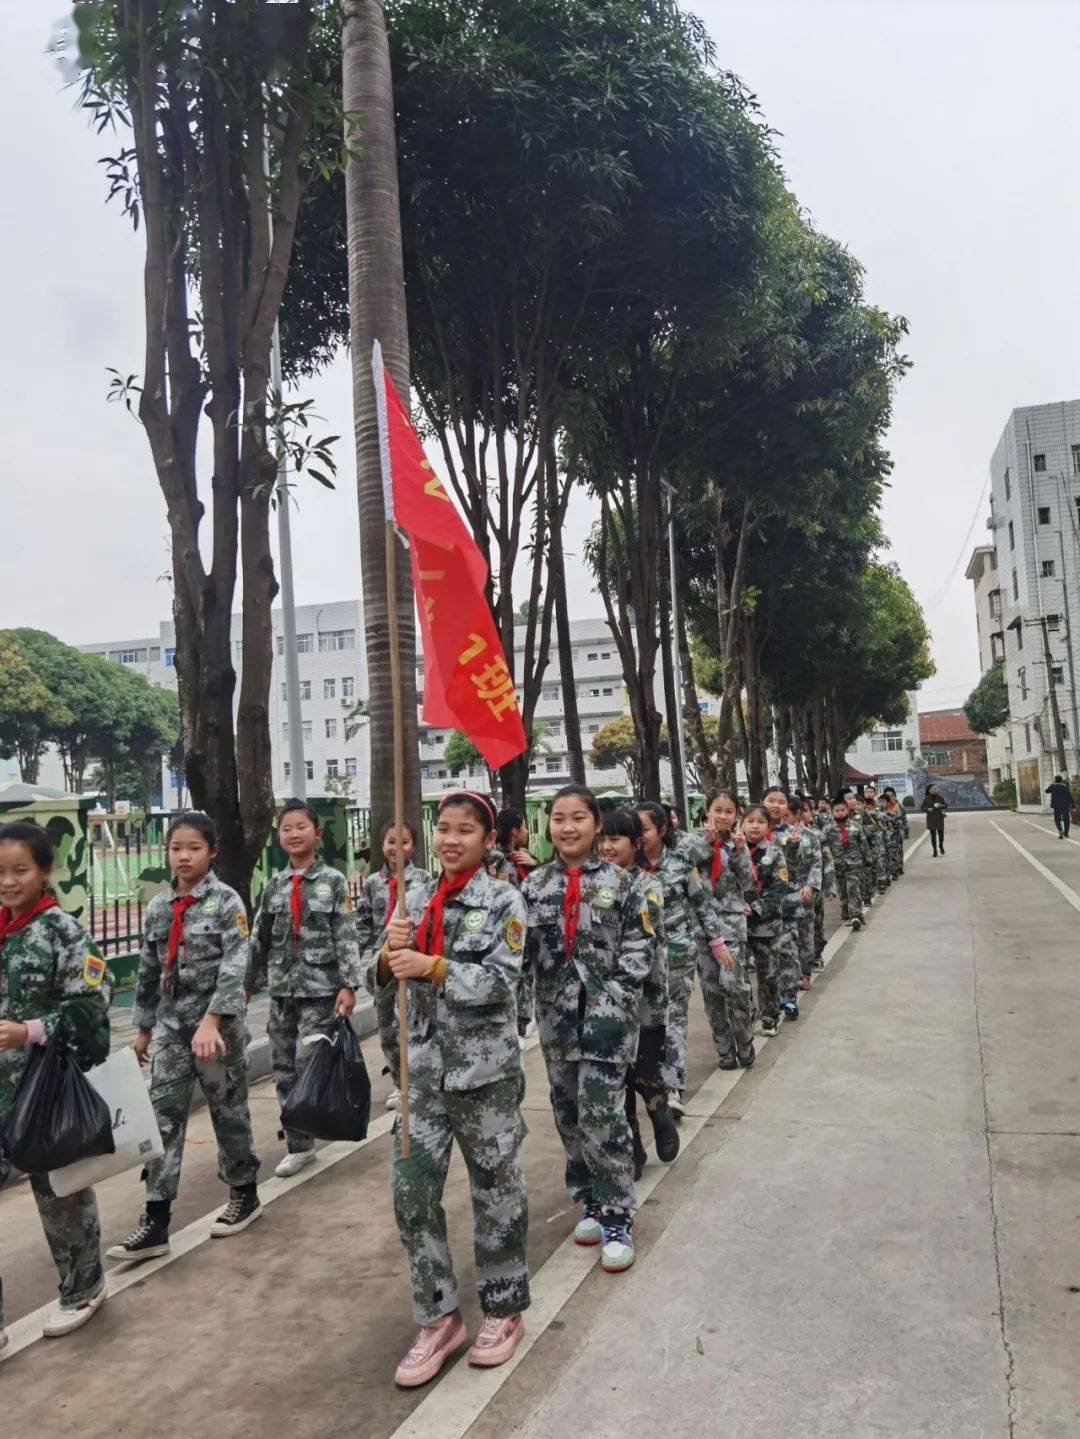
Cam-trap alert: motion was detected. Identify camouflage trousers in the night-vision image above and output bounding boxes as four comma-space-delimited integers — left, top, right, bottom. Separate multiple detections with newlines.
145, 1021, 259, 1202
268, 995, 336, 1154
517, 954, 535, 1034
795, 907, 816, 977
0, 1163, 103, 1329
777, 923, 803, 999
697, 932, 754, 1065
887, 838, 905, 877
661, 961, 698, 1093
860, 860, 875, 906
376, 988, 400, 1089
813, 890, 826, 956
391, 1076, 529, 1325
545, 1055, 635, 1220
626, 1024, 667, 1116
748, 927, 790, 1025
875, 846, 891, 893
837, 867, 864, 922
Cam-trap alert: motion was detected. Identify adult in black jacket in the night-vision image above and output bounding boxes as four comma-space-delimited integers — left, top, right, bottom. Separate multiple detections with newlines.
1045, 776, 1072, 838
921, 784, 948, 856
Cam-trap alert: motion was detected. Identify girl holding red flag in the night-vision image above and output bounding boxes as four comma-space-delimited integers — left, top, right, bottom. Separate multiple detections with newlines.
522, 785, 652, 1274
368, 791, 530, 1388
701, 789, 758, 1069
356, 820, 431, 1111
0, 821, 112, 1345
109, 812, 261, 1266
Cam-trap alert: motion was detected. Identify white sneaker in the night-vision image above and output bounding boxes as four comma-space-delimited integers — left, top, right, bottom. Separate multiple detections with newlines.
600, 1224, 635, 1273
522, 1019, 538, 1038
573, 1208, 602, 1246
385, 1087, 401, 1111
275, 1150, 316, 1179
667, 1090, 685, 1117
42, 1282, 108, 1338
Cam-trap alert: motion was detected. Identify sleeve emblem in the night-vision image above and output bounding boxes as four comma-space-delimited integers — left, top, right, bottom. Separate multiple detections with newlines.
83, 954, 107, 987
505, 916, 525, 952
235, 912, 249, 938
640, 906, 654, 937
343, 893, 354, 915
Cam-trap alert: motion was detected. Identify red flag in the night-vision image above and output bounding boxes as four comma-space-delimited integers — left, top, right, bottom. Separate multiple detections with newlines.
373, 346, 528, 771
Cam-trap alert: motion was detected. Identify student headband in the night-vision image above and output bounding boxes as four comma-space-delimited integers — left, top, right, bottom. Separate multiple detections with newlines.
438, 789, 497, 828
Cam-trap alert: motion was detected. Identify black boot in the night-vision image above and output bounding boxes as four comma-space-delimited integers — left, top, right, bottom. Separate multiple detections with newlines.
106, 1199, 172, 1264
648, 1099, 680, 1164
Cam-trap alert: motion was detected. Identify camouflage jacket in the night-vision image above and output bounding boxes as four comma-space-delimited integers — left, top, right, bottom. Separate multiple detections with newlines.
882, 802, 910, 841
822, 817, 870, 873
820, 830, 837, 895
863, 810, 888, 857
362, 867, 525, 1093
745, 841, 802, 935
355, 862, 432, 956
699, 838, 757, 922
247, 860, 362, 999
634, 868, 668, 1030
134, 873, 249, 1034
674, 830, 712, 870
1, 907, 112, 1114
522, 856, 652, 1067
775, 823, 824, 894
643, 846, 730, 971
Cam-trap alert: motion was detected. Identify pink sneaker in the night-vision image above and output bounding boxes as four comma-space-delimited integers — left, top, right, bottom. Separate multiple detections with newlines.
394, 1310, 468, 1388
467, 1313, 525, 1368
800, 975, 811, 990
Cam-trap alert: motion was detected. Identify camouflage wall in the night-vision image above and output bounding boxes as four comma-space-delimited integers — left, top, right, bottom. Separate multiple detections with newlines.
0, 794, 92, 922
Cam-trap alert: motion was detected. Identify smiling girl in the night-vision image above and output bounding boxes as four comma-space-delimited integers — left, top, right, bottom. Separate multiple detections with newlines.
523, 785, 651, 1274
741, 806, 802, 1036
0, 821, 111, 1344
367, 791, 529, 1387
700, 789, 758, 1068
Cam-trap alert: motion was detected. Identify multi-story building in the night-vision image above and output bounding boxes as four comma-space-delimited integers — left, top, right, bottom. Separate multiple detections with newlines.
965, 544, 1012, 789
842, 692, 922, 797
987, 400, 1080, 809
918, 710, 988, 783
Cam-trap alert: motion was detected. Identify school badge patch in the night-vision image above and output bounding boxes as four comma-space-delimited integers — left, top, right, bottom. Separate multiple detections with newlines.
464, 909, 486, 931
235, 912, 249, 938
201, 896, 220, 916
315, 882, 333, 900
505, 916, 525, 952
594, 886, 616, 909
83, 954, 107, 988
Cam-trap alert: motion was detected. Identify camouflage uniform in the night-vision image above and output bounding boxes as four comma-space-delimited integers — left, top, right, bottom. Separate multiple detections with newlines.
356, 861, 432, 1088
135, 873, 258, 1202
362, 868, 529, 1325
864, 808, 891, 894
626, 874, 668, 1113
745, 841, 801, 1025
815, 829, 837, 957
881, 801, 909, 876
0, 906, 111, 1329
824, 817, 870, 922
247, 861, 362, 1156
699, 839, 757, 1064
674, 829, 712, 869
483, 847, 536, 1031
778, 823, 824, 979
523, 857, 651, 1221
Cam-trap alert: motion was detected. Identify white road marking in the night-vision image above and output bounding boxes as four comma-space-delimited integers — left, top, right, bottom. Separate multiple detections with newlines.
905, 830, 930, 862
1020, 816, 1080, 849
992, 822, 1080, 914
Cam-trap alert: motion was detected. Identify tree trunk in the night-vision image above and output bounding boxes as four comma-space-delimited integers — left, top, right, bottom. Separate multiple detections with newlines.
549, 497, 585, 786
792, 708, 806, 794
677, 601, 716, 794
744, 627, 766, 799
776, 706, 791, 793
659, 566, 684, 808
343, 0, 422, 852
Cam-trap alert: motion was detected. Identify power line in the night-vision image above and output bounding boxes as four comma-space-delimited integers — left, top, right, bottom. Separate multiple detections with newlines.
923, 474, 991, 613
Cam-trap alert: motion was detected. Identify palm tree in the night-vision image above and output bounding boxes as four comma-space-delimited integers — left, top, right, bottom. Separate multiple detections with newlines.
342, 0, 422, 850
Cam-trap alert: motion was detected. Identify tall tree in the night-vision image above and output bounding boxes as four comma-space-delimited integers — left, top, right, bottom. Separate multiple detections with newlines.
0, 633, 59, 784
965, 664, 1009, 735
342, 0, 422, 848
70, 0, 336, 897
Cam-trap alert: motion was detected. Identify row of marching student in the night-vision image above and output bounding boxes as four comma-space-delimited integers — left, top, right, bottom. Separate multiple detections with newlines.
0, 777, 908, 1382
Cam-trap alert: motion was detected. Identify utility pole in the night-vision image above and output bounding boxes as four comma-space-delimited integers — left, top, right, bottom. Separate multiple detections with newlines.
661, 480, 688, 820
1037, 614, 1069, 774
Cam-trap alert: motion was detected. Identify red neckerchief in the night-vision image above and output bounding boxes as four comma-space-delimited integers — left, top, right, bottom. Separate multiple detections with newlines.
416, 866, 478, 956
0, 893, 58, 951
384, 867, 399, 919
165, 893, 199, 993
289, 873, 304, 943
563, 867, 583, 956
515, 861, 530, 881
710, 839, 725, 886
747, 845, 764, 894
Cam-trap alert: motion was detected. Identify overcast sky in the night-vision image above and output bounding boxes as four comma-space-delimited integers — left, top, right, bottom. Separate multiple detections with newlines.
2, 0, 1078, 714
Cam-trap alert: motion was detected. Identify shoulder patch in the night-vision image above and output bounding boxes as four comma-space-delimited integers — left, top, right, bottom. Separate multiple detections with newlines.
464, 908, 486, 931
646, 888, 662, 908
505, 916, 525, 952
594, 885, 616, 909
343, 892, 354, 915
640, 905, 655, 937
235, 911, 249, 939
83, 954, 107, 988
777, 865, 789, 884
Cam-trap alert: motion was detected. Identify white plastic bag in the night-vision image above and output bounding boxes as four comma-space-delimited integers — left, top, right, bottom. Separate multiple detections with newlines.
49, 1047, 164, 1197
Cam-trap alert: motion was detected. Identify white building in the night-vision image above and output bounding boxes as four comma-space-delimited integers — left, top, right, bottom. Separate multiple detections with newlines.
843, 692, 922, 796
965, 544, 1012, 789
987, 400, 1080, 809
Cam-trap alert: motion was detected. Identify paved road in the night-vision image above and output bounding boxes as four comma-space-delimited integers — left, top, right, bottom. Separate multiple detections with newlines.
3, 813, 1078, 1438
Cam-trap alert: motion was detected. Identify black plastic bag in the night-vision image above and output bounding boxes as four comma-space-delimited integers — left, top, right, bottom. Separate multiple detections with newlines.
1, 1031, 114, 1175
280, 1015, 371, 1143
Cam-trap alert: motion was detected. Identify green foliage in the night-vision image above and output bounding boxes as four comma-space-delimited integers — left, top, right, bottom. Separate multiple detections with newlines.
902, 795, 915, 809
964, 664, 1009, 735
0, 633, 62, 783
993, 778, 1017, 810
590, 715, 641, 793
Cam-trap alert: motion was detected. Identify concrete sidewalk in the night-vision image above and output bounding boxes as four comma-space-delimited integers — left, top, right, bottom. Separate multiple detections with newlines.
506, 813, 1079, 1439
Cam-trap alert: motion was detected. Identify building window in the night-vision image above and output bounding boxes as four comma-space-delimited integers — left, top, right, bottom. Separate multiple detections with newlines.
1018, 666, 1027, 700
326, 759, 339, 777
870, 731, 903, 753
991, 633, 1005, 663
988, 590, 1002, 619
300, 680, 312, 701
1008, 520, 1014, 551
325, 718, 337, 739
1038, 506, 1051, 525
433, 733, 444, 746
924, 749, 951, 766
1042, 560, 1056, 578
324, 678, 336, 700
587, 652, 598, 661
342, 676, 355, 699
543, 686, 559, 701
165, 646, 176, 667
318, 629, 355, 652
110, 647, 147, 665
345, 757, 358, 777
1051, 666, 1064, 684
601, 650, 612, 660
1062, 722, 1070, 741
1004, 467, 1011, 500
1072, 444, 1080, 477
149, 646, 160, 661
1047, 613, 1061, 630
283, 761, 290, 779
586, 722, 600, 735
1016, 623, 1023, 651
277, 633, 313, 655
305, 760, 314, 781
301, 720, 312, 741
545, 758, 562, 774
234, 640, 244, 662
282, 683, 288, 701
1033, 452, 1047, 472
1012, 568, 1019, 601
1023, 722, 1031, 752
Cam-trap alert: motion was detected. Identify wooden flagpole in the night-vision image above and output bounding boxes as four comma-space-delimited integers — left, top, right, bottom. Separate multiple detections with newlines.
373, 340, 409, 1158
